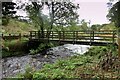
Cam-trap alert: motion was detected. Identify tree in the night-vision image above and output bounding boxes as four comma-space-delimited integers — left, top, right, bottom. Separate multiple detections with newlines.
45, 2, 79, 31
91, 24, 101, 31
100, 23, 116, 30
25, 1, 79, 38
2, 2, 17, 25
80, 19, 88, 31
107, 0, 120, 57
26, 2, 45, 37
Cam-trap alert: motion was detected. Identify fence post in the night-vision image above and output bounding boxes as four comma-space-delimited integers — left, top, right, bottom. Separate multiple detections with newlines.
52, 31, 53, 40
112, 30, 115, 44
34, 31, 36, 39
76, 31, 78, 41
2, 34, 3, 39
38, 31, 40, 40
90, 31, 92, 45
9, 34, 11, 36
92, 31, 94, 41
19, 33, 21, 40
9, 34, 11, 40
63, 31, 65, 40
73, 31, 75, 44
29, 31, 32, 40
59, 31, 61, 43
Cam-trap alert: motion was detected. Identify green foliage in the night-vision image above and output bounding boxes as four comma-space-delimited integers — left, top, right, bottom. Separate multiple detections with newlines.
2, 19, 37, 34
29, 42, 56, 55
107, 0, 120, 27
80, 19, 89, 31
29, 49, 38, 55
91, 24, 101, 31
21, 45, 118, 79
100, 23, 116, 30
2, 17, 9, 26
23, 66, 34, 79
2, 2, 17, 25
26, 2, 46, 33
2, 39, 28, 58
85, 46, 107, 56
85, 45, 117, 59
32, 55, 93, 79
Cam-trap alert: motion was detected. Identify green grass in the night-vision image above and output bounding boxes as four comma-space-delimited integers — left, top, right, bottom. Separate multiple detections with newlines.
1, 19, 37, 35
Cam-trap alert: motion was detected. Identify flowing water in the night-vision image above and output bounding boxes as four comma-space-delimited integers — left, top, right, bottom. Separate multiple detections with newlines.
1, 44, 90, 78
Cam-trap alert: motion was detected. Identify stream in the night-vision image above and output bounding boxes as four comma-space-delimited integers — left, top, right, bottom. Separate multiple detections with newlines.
1, 44, 90, 78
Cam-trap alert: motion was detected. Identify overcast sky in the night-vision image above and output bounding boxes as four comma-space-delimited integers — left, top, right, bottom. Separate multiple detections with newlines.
13, 0, 113, 25
78, 2, 109, 25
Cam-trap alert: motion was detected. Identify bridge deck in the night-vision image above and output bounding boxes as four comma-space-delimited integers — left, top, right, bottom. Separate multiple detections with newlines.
29, 30, 117, 46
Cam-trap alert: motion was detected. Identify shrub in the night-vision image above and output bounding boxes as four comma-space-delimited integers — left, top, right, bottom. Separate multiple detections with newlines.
2, 39, 28, 58
84, 45, 117, 59
29, 42, 57, 55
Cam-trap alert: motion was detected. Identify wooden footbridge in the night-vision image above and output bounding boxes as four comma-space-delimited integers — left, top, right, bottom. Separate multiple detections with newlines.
29, 30, 117, 46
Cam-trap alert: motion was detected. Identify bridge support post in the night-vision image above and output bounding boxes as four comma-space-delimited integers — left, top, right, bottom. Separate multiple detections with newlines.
2, 34, 3, 39
76, 31, 78, 41
38, 31, 40, 40
90, 31, 92, 46
63, 31, 65, 40
92, 31, 94, 41
58, 31, 61, 44
29, 31, 32, 40
73, 31, 75, 44
112, 30, 115, 44
19, 33, 21, 40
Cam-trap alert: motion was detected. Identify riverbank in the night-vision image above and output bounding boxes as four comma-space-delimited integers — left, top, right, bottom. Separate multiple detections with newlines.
2, 44, 120, 79
2, 44, 90, 78
20, 45, 120, 79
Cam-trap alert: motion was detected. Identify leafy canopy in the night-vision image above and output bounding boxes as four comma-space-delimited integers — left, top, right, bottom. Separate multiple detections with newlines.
2, 2, 17, 25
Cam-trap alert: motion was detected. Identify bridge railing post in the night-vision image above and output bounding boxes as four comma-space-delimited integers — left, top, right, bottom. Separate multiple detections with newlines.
63, 31, 65, 40
90, 31, 92, 45
112, 30, 115, 44
76, 31, 78, 41
35, 31, 37, 39
92, 31, 94, 41
29, 31, 32, 40
2, 34, 3, 39
19, 33, 21, 40
73, 31, 75, 44
52, 31, 53, 40
58, 31, 61, 44
38, 31, 40, 40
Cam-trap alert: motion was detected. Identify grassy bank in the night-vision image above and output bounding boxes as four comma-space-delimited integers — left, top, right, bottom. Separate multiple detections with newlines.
2, 38, 59, 58
1, 19, 37, 35
2, 38, 29, 58
17, 45, 120, 79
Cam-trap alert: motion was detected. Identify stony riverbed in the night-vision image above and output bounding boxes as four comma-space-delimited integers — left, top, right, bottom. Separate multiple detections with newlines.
1, 44, 90, 78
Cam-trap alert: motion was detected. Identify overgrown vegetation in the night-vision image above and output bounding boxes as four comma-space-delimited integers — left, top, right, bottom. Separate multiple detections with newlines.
17, 45, 120, 79
2, 38, 59, 58
1, 19, 37, 35
29, 42, 58, 55
2, 38, 28, 58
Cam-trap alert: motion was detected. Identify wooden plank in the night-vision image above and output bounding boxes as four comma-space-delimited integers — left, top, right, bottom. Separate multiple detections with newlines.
29, 30, 117, 46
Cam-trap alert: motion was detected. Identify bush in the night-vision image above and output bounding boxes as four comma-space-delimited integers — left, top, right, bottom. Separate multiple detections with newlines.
84, 45, 117, 59
29, 42, 57, 55
2, 39, 28, 58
